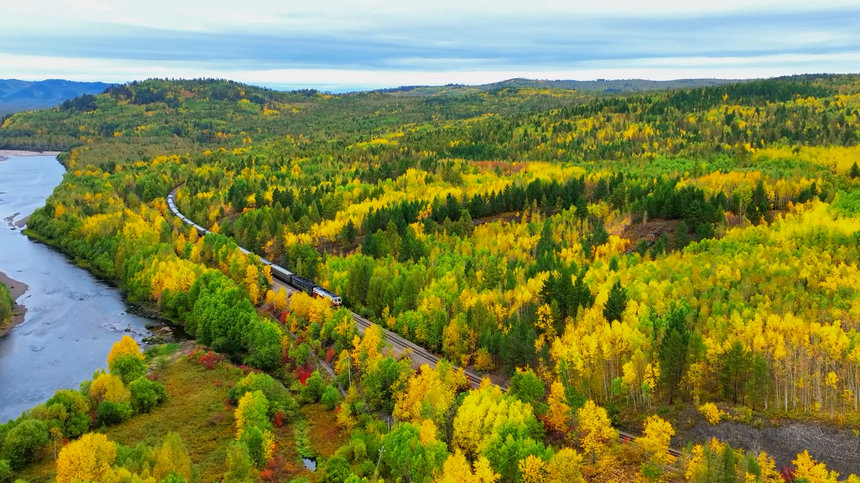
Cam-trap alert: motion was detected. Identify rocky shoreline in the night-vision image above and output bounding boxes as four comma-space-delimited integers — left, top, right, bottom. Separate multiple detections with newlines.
0, 270, 27, 337
0, 149, 61, 162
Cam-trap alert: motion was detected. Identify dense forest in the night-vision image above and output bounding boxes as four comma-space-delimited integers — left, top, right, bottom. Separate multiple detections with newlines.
2, 75, 860, 482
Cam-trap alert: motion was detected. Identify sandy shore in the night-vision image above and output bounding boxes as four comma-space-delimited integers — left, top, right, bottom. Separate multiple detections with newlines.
0, 150, 61, 162
0, 270, 28, 337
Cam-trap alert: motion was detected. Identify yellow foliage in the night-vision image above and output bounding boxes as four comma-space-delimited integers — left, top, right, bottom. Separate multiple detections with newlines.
56, 432, 117, 483
474, 348, 495, 372
265, 288, 289, 311
244, 264, 260, 304
419, 419, 438, 445
394, 362, 465, 426
793, 450, 839, 482
437, 451, 499, 483
545, 447, 584, 482
452, 384, 536, 458
152, 432, 192, 481
576, 400, 616, 460
90, 372, 131, 404
545, 380, 571, 433
351, 323, 384, 370
518, 455, 548, 483
289, 291, 332, 325
698, 402, 723, 425
637, 415, 675, 465
106, 335, 144, 366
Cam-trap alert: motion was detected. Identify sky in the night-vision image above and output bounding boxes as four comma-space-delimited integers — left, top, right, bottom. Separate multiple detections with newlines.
1, 0, 858, 92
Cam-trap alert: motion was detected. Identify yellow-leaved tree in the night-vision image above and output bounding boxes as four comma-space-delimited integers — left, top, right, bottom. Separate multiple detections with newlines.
577, 399, 616, 463
518, 454, 548, 483
56, 432, 116, 483
436, 451, 499, 483
637, 415, 675, 465
351, 323, 384, 371
545, 447, 584, 482
152, 432, 193, 481
792, 450, 839, 482
106, 335, 144, 367
452, 382, 538, 459
545, 379, 571, 433
89, 372, 131, 404
394, 361, 466, 426
289, 291, 332, 326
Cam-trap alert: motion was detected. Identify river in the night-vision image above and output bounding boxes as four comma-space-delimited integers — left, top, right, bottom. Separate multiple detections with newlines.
0, 153, 154, 422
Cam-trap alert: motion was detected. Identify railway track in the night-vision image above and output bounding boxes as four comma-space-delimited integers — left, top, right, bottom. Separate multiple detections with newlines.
618, 430, 684, 459
166, 187, 487, 389
166, 188, 682, 455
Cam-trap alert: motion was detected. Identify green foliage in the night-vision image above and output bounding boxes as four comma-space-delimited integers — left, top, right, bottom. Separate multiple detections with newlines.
97, 401, 134, 425
381, 422, 448, 482
236, 390, 271, 433
484, 423, 553, 482
223, 442, 254, 483
129, 377, 168, 413
720, 341, 751, 405
45, 389, 91, 438
321, 385, 342, 410
831, 190, 860, 216
229, 372, 297, 421
0, 459, 10, 483
0, 283, 12, 325
110, 354, 148, 384
658, 303, 691, 404
239, 425, 267, 469
360, 357, 411, 413
509, 369, 547, 414
1, 419, 49, 469
602, 281, 627, 323
159, 472, 188, 483
245, 320, 283, 371
322, 455, 352, 483
301, 371, 325, 404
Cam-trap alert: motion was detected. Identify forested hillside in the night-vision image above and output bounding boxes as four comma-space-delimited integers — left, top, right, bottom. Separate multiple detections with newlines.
2, 75, 860, 481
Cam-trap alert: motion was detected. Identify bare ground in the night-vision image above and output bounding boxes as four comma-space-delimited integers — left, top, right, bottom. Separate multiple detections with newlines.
675, 411, 860, 476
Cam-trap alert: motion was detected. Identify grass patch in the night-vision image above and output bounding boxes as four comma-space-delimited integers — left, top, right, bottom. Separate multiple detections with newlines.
101, 353, 243, 482
14, 346, 334, 482
301, 403, 347, 459
15, 349, 243, 482
144, 342, 181, 359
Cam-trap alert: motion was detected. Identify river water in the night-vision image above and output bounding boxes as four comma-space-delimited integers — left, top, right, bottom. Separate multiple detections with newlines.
0, 153, 153, 422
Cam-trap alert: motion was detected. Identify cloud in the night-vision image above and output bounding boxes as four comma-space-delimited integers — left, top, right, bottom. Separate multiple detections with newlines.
0, 1, 858, 88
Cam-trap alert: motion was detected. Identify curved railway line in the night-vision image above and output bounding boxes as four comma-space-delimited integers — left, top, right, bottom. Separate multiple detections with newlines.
167, 187, 683, 456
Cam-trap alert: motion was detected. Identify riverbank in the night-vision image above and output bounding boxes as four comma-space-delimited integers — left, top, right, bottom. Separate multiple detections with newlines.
0, 149, 61, 162
0, 270, 28, 337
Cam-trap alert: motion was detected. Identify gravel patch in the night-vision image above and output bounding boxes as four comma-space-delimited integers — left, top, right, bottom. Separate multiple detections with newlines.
677, 418, 860, 476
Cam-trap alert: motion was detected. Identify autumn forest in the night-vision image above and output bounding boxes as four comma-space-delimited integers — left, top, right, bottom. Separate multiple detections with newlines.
2, 74, 860, 482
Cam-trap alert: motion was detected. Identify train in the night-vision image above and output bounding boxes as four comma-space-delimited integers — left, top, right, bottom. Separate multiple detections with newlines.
167, 191, 343, 307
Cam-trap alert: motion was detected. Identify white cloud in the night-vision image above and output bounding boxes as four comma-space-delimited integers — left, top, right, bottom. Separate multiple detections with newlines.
5, 0, 859, 35
2, 51, 856, 91
1, 1, 857, 89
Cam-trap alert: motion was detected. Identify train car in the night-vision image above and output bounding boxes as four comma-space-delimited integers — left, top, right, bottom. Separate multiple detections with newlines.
312, 286, 342, 306
270, 264, 294, 283
289, 275, 316, 294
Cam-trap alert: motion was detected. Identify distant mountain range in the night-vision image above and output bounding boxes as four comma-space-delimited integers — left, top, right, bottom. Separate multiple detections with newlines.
379, 77, 744, 96
0, 77, 745, 115
0, 79, 112, 114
